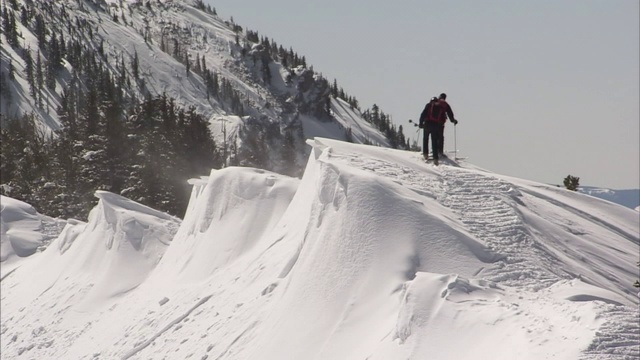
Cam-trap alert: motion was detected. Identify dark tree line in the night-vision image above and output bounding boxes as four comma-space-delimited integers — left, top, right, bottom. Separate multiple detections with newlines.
0, 7, 222, 220
1, 93, 221, 220
235, 116, 305, 178
362, 104, 408, 149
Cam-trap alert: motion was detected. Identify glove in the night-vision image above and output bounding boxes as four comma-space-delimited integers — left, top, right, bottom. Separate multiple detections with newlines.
451, 119, 458, 125
418, 123, 424, 129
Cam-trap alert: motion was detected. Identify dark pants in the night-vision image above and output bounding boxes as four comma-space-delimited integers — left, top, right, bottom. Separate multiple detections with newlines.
423, 122, 441, 160
438, 124, 445, 155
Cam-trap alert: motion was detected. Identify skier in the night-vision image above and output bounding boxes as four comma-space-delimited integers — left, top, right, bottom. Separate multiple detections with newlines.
418, 97, 440, 164
418, 93, 458, 165
434, 93, 458, 157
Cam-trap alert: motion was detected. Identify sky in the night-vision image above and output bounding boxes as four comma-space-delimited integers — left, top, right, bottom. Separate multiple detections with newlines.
205, 0, 639, 189
2, 138, 639, 358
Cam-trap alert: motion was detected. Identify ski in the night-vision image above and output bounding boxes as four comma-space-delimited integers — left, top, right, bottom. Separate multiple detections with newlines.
418, 152, 465, 164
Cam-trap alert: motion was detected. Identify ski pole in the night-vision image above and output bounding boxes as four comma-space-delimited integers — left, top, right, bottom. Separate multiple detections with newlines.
409, 119, 422, 151
454, 124, 458, 161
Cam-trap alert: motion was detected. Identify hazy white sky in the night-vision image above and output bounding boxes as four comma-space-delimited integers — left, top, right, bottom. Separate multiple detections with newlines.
206, 0, 639, 189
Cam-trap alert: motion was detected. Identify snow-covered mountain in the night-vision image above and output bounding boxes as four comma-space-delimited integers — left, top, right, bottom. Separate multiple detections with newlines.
0, 0, 396, 153
579, 187, 640, 211
1, 138, 638, 360
1, 0, 412, 222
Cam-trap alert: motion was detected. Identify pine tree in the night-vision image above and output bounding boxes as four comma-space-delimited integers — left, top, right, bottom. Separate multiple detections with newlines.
0, 114, 50, 208
23, 49, 37, 99
345, 127, 353, 143
563, 175, 580, 191
194, 53, 201, 74
35, 50, 44, 96
280, 130, 298, 176
131, 49, 139, 79
20, 4, 28, 25
46, 58, 57, 91
172, 38, 180, 59
34, 13, 47, 50
83, 86, 99, 136
238, 119, 268, 169
2, 6, 18, 46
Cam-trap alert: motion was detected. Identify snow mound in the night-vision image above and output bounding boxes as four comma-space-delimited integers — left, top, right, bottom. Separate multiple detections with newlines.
3, 191, 180, 309
1, 195, 43, 261
155, 167, 299, 282
241, 142, 503, 359
548, 279, 629, 306
387, 272, 602, 360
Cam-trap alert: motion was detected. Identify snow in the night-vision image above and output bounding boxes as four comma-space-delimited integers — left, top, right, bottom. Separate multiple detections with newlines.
330, 97, 391, 146
0, 196, 64, 279
1, 138, 639, 359
0, 196, 43, 273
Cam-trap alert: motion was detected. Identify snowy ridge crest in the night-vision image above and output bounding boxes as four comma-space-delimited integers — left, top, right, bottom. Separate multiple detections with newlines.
91, 190, 178, 252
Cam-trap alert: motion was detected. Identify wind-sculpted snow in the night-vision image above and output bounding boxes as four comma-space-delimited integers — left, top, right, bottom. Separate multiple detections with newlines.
1, 138, 638, 360
0, 191, 179, 318
0, 196, 64, 279
1, 196, 43, 261
154, 167, 299, 282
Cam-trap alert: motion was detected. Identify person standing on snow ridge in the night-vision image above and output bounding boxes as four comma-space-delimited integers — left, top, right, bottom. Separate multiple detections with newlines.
418, 93, 458, 165
434, 93, 458, 157
418, 97, 441, 164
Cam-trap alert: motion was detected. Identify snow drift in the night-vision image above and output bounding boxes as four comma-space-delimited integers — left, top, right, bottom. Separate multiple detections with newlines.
1, 191, 180, 311
0, 195, 64, 279
1, 138, 638, 360
1, 196, 43, 261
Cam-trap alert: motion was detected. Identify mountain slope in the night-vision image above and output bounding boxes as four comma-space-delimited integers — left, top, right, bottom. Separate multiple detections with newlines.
0, 0, 394, 148
1, 138, 638, 359
579, 186, 640, 210
1, 0, 410, 222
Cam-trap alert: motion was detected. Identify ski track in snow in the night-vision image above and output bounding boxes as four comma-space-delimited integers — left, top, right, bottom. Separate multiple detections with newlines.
437, 165, 562, 290
120, 295, 212, 360
580, 303, 640, 360
437, 165, 640, 360
330, 152, 561, 289
328, 151, 640, 359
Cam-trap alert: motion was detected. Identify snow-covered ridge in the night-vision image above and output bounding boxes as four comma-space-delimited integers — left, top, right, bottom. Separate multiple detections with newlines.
1, 138, 638, 359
